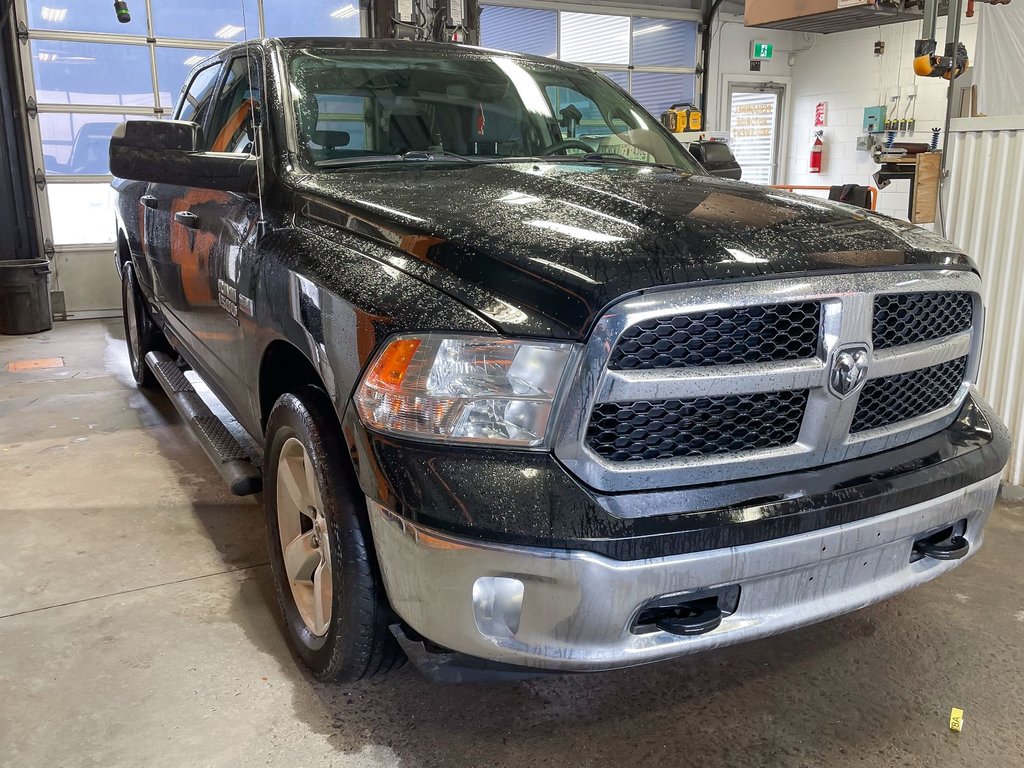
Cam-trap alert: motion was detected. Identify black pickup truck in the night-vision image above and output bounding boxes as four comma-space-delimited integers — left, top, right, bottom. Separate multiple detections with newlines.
111, 37, 1009, 683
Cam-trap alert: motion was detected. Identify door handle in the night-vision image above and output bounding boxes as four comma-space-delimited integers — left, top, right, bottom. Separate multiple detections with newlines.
141, 194, 158, 209
174, 210, 199, 229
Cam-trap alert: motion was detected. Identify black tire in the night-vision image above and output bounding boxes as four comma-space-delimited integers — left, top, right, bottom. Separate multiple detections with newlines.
120, 261, 167, 388
263, 387, 403, 682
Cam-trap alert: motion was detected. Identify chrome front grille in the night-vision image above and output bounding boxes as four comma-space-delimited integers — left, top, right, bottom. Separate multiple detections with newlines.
873, 291, 974, 349
587, 390, 808, 461
851, 356, 968, 433
609, 302, 821, 370
554, 271, 983, 493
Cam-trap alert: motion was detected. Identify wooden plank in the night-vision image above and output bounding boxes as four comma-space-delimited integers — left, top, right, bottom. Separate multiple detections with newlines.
6, 358, 64, 372
912, 152, 942, 224
745, 0, 843, 26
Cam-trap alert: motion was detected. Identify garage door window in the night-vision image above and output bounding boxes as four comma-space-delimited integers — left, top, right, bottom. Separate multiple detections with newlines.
26, 0, 149, 35
149, 0, 257, 42
263, 0, 361, 37
478, 7, 556, 57
19, 0, 366, 256
31, 41, 154, 107
559, 13, 630, 66
480, 6, 698, 122
38, 113, 139, 175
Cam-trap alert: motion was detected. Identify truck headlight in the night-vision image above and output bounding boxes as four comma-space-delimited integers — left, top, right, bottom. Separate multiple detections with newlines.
354, 334, 577, 448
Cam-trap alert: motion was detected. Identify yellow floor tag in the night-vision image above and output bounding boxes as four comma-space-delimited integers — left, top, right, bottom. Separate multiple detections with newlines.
950, 708, 964, 732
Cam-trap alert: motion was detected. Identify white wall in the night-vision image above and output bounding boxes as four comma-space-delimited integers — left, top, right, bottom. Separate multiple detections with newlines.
706, 14, 800, 132
785, 16, 978, 221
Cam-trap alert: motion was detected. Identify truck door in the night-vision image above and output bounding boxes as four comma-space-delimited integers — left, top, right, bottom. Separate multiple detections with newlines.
165, 55, 264, 416
142, 61, 223, 343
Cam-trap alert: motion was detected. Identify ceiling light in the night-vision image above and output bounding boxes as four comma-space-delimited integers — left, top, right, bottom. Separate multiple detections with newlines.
40, 6, 68, 22
214, 24, 245, 39
37, 52, 58, 62
330, 4, 358, 19
633, 24, 668, 36
183, 55, 205, 67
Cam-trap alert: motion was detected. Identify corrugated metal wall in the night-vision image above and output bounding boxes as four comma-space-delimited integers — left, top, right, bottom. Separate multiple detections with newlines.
946, 119, 1024, 487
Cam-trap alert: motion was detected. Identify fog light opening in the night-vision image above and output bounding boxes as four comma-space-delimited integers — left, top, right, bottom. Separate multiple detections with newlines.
472, 577, 524, 639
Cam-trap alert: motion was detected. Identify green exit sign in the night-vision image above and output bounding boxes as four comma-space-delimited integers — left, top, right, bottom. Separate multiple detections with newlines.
751, 42, 774, 60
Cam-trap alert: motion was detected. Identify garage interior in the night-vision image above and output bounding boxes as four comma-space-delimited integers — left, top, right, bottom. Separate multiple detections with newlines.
1, 0, 1023, 766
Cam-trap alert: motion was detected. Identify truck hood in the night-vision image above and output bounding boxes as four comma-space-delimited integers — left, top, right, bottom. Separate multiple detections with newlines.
293, 161, 972, 338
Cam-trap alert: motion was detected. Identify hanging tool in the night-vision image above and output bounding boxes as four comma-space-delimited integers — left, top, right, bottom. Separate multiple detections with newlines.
113, 0, 131, 23
914, 0, 969, 79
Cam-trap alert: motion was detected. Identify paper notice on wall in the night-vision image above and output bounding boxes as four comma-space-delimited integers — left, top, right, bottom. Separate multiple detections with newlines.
976, 3, 1024, 117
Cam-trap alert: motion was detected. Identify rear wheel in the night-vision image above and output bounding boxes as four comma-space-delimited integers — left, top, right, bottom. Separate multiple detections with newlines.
264, 387, 403, 681
120, 261, 166, 388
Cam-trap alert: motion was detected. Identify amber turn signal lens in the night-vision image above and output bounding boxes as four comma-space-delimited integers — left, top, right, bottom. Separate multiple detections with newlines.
365, 338, 421, 391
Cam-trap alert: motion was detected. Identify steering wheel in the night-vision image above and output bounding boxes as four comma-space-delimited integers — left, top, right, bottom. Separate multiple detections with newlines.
540, 139, 595, 156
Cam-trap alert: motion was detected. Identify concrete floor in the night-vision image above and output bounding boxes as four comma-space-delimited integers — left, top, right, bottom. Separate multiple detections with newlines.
1, 319, 1023, 768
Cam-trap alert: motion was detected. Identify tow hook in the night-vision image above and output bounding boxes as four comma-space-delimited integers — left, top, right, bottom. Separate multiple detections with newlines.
912, 521, 970, 562
632, 586, 740, 637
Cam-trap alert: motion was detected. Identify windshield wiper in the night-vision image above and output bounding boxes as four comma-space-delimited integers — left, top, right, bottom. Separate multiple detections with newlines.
315, 150, 476, 169
400, 150, 473, 163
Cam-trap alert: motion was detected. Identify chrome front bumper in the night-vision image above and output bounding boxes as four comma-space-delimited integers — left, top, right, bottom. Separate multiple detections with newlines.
368, 473, 1001, 672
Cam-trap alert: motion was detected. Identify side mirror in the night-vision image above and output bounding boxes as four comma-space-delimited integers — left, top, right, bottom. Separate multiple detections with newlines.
109, 120, 258, 194
687, 141, 743, 182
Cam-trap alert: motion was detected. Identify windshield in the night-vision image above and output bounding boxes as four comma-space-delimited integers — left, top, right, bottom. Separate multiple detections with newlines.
287, 48, 701, 173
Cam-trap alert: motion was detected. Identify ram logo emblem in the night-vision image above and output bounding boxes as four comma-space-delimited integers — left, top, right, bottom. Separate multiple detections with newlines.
829, 346, 871, 399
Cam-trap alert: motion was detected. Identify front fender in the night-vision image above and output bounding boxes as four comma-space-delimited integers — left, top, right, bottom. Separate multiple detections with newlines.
248, 226, 498, 430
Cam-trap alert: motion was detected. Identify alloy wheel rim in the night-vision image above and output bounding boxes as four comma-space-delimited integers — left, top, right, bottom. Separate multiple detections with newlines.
276, 437, 333, 637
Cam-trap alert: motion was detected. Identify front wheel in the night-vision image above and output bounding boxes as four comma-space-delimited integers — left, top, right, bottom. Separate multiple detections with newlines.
120, 261, 167, 388
263, 387, 403, 682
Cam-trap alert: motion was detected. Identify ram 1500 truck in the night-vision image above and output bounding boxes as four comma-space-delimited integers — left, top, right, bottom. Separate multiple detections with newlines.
110, 38, 1010, 683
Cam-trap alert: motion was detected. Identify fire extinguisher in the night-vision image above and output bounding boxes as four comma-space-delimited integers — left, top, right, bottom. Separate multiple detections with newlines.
809, 132, 824, 175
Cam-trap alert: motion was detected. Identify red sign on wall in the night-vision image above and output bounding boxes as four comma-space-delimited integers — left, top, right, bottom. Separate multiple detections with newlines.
815, 101, 828, 128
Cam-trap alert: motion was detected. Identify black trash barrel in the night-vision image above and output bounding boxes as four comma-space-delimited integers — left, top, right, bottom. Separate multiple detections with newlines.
0, 259, 53, 335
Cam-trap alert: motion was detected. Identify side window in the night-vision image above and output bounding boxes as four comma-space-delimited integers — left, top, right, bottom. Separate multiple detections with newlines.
206, 57, 261, 155
177, 64, 221, 130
